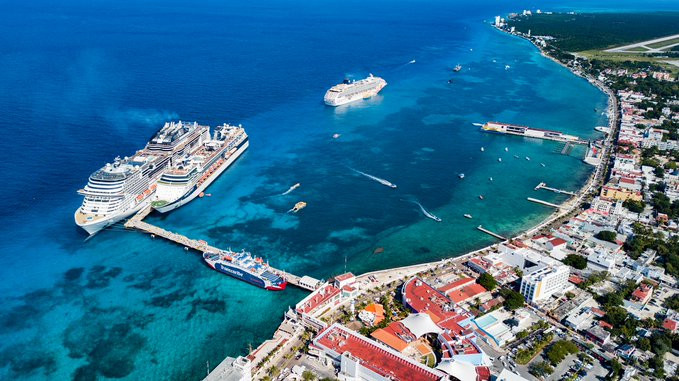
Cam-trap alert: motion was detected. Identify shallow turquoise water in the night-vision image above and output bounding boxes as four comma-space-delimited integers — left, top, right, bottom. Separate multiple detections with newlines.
1, 0, 665, 379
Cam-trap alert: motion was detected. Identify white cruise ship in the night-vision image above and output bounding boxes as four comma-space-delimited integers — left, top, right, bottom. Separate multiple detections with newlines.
152, 124, 249, 213
323, 74, 387, 106
75, 121, 207, 234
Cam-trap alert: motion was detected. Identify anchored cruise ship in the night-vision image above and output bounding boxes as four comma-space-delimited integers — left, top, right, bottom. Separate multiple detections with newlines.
203, 250, 287, 291
152, 124, 248, 213
74, 121, 208, 234
323, 74, 387, 106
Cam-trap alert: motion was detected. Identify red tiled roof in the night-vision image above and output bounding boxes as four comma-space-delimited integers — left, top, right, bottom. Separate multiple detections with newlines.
549, 238, 567, 246
297, 284, 340, 314
476, 366, 491, 381
334, 272, 355, 281
663, 318, 678, 331
569, 274, 584, 284
317, 325, 443, 381
403, 277, 458, 322
590, 307, 606, 317
631, 283, 652, 302
447, 283, 487, 304
439, 277, 475, 293
599, 320, 613, 330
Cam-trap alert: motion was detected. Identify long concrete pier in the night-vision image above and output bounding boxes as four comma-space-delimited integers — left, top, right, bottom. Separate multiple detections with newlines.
476, 225, 507, 240
534, 182, 576, 196
527, 197, 561, 209
124, 206, 317, 292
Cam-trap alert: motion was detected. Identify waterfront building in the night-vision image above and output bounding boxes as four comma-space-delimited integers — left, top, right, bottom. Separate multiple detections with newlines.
204, 356, 251, 381
519, 264, 570, 303
312, 323, 448, 381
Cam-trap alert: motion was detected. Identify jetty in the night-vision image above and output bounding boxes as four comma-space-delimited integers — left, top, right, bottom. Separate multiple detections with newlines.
124, 206, 317, 292
534, 182, 576, 196
480, 121, 588, 145
527, 197, 561, 209
476, 225, 507, 240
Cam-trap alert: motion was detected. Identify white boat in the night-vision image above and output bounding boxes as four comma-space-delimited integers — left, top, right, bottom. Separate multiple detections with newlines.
458, 173, 465, 179
525, 156, 531, 161
324, 74, 387, 106
498, 158, 502, 162
504, 147, 509, 152
489, 177, 493, 181
464, 214, 472, 219
480, 147, 485, 152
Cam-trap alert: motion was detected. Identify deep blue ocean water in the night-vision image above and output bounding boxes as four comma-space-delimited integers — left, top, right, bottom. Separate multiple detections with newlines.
1, 0, 677, 380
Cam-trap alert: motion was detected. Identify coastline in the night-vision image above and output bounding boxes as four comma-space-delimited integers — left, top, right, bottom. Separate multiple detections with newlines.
219, 21, 620, 380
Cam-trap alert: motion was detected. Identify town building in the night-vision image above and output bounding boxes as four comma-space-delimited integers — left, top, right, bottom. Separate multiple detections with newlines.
519, 264, 570, 303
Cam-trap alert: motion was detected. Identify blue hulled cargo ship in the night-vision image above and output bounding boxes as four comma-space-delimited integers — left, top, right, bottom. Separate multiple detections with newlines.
202, 250, 287, 291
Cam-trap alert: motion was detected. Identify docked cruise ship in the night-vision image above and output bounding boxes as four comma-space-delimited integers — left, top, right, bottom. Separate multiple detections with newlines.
152, 124, 249, 213
74, 121, 207, 234
323, 74, 387, 106
203, 250, 287, 291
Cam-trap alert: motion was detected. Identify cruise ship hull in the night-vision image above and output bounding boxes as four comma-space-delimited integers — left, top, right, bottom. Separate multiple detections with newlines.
204, 257, 287, 291
154, 139, 249, 213
324, 84, 386, 106
75, 196, 152, 235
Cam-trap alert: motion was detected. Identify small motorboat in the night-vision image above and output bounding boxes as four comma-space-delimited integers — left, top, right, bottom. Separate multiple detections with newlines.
453, 64, 462, 72
332, 133, 341, 139
479, 195, 484, 200
409, 59, 416, 64
464, 214, 473, 219
504, 147, 509, 152
540, 163, 546, 167
514, 155, 519, 159
458, 173, 465, 179
525, 156, 531, 161
289, 201, 307, 213
480, 147, 485, 152
489, 177, 494, 181
498, 158, 502, 162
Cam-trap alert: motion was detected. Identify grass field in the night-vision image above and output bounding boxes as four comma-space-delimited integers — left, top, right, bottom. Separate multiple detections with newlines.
578, 50, 679, 74
646, 36, 679, 49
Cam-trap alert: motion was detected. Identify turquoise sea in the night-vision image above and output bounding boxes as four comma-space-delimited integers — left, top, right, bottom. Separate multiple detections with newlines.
1, 0, 677, 380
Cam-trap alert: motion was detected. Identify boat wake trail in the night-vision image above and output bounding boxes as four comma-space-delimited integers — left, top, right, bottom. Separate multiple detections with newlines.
281, 183, 300, 196
402, 198, 441, 222
349, 167, 397, 189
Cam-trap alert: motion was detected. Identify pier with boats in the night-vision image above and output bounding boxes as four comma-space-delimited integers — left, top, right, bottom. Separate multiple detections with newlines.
124, 206, 319, 292
534, 182, 576, 196
480, 121, 589, 145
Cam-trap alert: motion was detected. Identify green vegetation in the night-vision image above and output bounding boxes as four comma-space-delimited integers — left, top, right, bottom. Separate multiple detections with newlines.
625, 223, 679, 277
646, 37, 679, 49
665, 294, 679, 310
516, 332, 554, 365
623, 199, 645, 213
563, 254, 587, 269
302, 370, 316, 381
529, 361, 554, 377
610, 358, 624, 379
652, 192, 679, 219
477, 273, 497, 291
577, 271, 609, 290
515, 320, 550, 340
507, 12, 679, 51
546, 340, 579, 365
594, 230, 617, 243
499, 288, 525, 310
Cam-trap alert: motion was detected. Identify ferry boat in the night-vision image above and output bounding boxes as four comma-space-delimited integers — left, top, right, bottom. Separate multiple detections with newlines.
202, 250, 287, 291
324, 74, 387, 106
75, 121, 207, 234
152, 124, 248, 213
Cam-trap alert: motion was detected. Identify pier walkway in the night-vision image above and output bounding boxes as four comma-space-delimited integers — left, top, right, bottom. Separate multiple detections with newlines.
476, 225, 507, 241
124, 206, 317, 291
534, 182, 576, 196
527, 197, 561, 209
